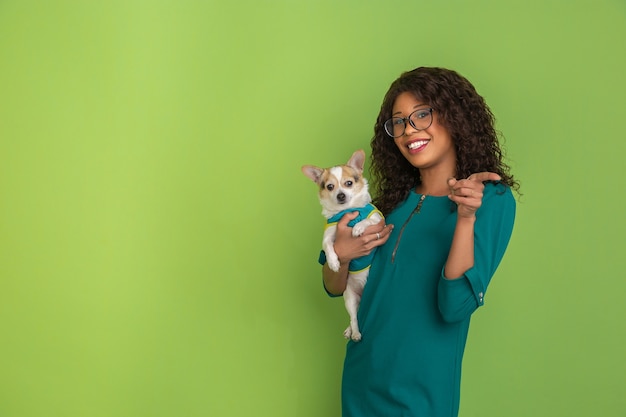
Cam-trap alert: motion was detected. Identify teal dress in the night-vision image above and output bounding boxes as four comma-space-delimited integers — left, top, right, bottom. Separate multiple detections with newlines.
339, 182, 515, 417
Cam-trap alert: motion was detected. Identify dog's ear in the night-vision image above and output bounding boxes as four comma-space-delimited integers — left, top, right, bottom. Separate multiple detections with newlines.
346, 149, 366, 172
301, 165, 324, 184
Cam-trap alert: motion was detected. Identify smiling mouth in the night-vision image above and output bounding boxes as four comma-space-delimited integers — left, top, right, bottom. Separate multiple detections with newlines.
408, 140, 429, 150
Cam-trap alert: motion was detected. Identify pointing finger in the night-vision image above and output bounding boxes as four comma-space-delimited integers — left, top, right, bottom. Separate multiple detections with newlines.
467, 172, 501, 183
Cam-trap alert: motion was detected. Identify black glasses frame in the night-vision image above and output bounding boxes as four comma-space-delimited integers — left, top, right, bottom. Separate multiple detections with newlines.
384, 108, 434, 138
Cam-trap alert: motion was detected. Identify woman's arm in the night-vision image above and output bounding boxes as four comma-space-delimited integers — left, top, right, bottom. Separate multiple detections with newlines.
322, 261, 351, 296
443, 216, 476, 279
438, 176, 516, 323
444, 172, 500, 279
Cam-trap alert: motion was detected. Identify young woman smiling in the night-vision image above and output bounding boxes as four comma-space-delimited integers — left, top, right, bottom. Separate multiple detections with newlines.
320, 67, 519, 417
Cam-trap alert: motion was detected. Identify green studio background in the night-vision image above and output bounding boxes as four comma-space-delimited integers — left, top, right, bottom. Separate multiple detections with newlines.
0, 1, 624, 416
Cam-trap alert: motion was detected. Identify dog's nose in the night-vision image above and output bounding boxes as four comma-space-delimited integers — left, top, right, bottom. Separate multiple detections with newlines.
337, 193, 346, 203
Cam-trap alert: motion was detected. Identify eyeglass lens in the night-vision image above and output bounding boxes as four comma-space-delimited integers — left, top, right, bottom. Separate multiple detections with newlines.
384, 108, 432, 138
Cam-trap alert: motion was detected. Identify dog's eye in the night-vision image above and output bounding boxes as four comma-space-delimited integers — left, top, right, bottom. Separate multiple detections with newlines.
345, 181, 353, 187
326, 184, 334, 191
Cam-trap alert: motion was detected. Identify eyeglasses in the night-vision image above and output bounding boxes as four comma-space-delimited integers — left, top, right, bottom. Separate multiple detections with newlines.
383, 108, 433, 138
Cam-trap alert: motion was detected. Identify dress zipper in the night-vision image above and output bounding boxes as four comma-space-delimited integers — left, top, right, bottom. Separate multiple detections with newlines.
391, 194, 426, 263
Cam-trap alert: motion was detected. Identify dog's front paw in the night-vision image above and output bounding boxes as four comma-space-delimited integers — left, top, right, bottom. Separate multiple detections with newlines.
327, 254, 341, 272
352, 223, 367, 237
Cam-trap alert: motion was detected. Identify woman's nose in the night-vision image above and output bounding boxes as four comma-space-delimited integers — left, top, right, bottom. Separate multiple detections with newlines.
403, 119, 418, 136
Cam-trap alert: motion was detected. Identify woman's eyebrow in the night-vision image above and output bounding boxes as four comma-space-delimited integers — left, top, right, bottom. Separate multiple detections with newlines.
392, 104, 428, 116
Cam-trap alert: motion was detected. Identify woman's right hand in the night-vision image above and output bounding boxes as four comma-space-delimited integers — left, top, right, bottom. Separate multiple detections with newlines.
333, 211, 393, 265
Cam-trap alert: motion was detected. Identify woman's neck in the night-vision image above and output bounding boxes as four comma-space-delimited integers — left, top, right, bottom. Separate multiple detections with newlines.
416, 169, 455, 196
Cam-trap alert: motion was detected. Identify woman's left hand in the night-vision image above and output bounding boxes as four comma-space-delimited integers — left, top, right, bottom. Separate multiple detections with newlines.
448, 172, 501, 218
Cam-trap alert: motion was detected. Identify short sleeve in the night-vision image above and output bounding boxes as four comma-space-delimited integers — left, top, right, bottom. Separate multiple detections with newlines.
318, 249, 327, 266
437, 183, 516, 323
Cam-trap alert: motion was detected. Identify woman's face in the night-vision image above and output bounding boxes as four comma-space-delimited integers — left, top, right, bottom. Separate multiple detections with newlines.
391, 92, 456, 175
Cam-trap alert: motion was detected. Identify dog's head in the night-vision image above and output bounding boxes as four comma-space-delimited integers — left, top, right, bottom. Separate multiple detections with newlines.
301, 149, 372, 218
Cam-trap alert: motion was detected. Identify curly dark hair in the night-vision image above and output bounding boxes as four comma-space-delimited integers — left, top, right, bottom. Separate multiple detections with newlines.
370, 67, 519, 215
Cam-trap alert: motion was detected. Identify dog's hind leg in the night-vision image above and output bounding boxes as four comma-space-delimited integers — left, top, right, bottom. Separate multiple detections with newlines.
342, 271, 367, 342
343, 288, 361, 341
343, 289, 361, 342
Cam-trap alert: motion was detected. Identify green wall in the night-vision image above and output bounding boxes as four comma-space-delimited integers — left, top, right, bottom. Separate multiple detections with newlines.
1, 1, 624, 416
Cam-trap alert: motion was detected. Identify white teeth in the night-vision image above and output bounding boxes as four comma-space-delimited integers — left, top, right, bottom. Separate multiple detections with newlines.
408, 140, 428, 149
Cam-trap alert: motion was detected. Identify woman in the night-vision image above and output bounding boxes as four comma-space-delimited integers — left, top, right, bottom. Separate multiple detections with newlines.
322, 67, 519, 417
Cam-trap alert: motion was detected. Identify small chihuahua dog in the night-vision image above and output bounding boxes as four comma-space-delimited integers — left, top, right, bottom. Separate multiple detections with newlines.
302, 149, 383, 342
